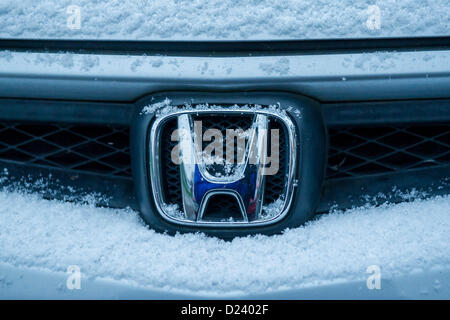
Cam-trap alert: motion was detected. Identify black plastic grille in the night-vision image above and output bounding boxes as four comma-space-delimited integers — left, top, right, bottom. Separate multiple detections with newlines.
159, 115, 288, 209
327, 124, 450, 179
266, 119, 288, 203
0, 122, 131, 177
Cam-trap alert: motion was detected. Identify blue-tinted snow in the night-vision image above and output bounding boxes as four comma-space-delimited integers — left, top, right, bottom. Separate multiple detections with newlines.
0, 190, 449, 296
0, 0, 448, 40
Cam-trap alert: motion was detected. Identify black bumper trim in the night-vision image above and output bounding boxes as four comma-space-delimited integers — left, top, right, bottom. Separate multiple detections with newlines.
1, 36, 450, 57
1, 97, 449, 126
323, 99, 450, 126
0, 98, 132, 125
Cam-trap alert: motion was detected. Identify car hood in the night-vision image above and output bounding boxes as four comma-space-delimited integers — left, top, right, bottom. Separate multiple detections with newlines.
0, 0, 449, 41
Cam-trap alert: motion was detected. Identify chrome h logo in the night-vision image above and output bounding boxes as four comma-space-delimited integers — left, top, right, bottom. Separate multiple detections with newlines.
175, 114, 272, 222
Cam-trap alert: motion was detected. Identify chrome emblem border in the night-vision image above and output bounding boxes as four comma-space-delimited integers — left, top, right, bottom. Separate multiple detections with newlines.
148, 106, 298, 228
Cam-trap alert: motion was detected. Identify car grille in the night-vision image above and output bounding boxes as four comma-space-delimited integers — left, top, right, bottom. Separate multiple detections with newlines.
1, 120, 448, 210
0, 122, 131, 178
327, 124, 450, 179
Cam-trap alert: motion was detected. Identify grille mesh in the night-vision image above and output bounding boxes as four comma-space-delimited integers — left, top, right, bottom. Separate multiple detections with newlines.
327, 124, 450, 179
160, 118, 183, 206
159, 115, 288, 210
0, 122, 131, 177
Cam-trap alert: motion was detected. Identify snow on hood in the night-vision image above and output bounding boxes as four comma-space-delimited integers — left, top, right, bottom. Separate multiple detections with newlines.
0, 189, 449, 296
0, 0, 448, 40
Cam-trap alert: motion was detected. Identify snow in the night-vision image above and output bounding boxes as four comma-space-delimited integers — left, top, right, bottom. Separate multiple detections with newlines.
141, 99, 289, 118
0, 0, 448, 40
0, 188, 449, 296
259, 58, 290, 76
